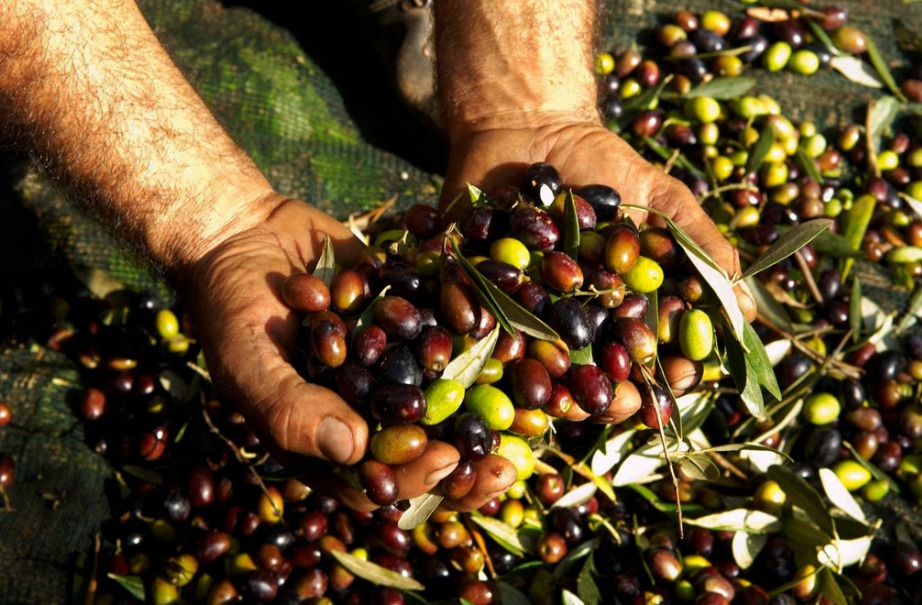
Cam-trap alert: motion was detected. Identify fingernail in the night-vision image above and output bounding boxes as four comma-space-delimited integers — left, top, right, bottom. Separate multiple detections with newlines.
424, 462, 458, 487
317, 417, 355, 464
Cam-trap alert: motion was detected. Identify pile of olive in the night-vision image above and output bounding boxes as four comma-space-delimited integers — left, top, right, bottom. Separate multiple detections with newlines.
280, 161, 726, 507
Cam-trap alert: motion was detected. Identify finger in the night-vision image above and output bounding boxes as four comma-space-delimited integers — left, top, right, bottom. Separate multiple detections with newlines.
442, 454, 517, 512
306, 471, 379, 513
392, 440, 460, 500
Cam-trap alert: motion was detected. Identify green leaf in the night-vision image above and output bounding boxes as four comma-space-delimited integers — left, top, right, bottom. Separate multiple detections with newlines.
794, 146, 824, 185
563, 190, 581, 260
865, 37, 908, 101
867, 95, 902, 145
350, 285, 392, 345
830, 56, 884, 88
569, 343, 595, 366
470, 514, 528, 557
577, 552, 602, 605
683, 76, 757, 100
818, 468, 866, 522
745, 126, 775, 176
120, 465, 164, 485
810, 230, 867, 259
722, 316, 765, 418
468, 183, 489, 207
108, 574, 146, 600
624, 76, 672, 112
849, 277, 862, 342
742, 219, 832, 279
679, 453, 721, 481
643, 136, 705, 178
330, 550, 426, 591
768, 465, 835, 536
312, 235, 336, 287
441, 324, 500, 388
819, 566, 849, 605
744, 322, 782, 401
496, 583, 534, 605
839, 195, 876, 280
397, 493, 444, 530
804, 18, 843, 57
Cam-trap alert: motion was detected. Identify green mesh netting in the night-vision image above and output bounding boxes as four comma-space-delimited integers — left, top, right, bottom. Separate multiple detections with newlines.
2, 0, 922, 602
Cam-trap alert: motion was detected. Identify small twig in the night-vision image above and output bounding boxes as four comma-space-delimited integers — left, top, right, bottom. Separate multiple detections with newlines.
463, 517, 498, 579
84, 533, 101, 605
794, 250, 824, 305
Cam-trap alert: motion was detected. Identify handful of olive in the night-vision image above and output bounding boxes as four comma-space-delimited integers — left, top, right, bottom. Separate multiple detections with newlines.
281, 162, 722, 507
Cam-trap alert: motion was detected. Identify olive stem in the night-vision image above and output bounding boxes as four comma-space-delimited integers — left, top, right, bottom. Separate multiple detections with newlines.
794, 250, 824, 305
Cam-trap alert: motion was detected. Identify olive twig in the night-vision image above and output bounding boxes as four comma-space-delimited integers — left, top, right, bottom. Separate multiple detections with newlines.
794, 250, 824, 305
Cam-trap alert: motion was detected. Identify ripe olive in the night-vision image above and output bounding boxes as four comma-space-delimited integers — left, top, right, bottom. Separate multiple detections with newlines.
508, 358, 552, 410
359, 459, 399, 506
281, 272, 331, 313
370, 425, 428, 465
567, 364, 614, 416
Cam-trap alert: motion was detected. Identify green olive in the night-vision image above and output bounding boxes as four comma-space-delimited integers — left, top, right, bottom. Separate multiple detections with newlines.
803, 392, 841, 425
788, 49, 820, 75
684, 96, 721, 123
678, 309, 714, 361
156, 309, 180, 340
464, 384, 515, 430
495, 433, 536, 481
622, 255, 664, 293
763, 41, 793, 72
832, 459, 872, 492
490, 237, 531, 270
422, 378, 466, 426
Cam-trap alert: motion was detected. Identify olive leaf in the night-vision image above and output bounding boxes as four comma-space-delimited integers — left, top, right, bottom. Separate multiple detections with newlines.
441, 324, 500, 388
108, 574, 146, 600
569, 344, 595, 366
744, 322, 782, 401
312, 235, 337, 287
496, 582, 534, 605
866, 37, 908, 101
683, 76, 757, 100
804, 18, 843, 57
159, 369, 198, 402
467, 183, 490, 207
819, 566, 849, 605
563, 190, 581, 260
849, 277, 862, 342
741, 219, 832, 279
768, 464, 836, 536
685, 508, 781, 533
867, 95, 902, 145
576, 552, 602, 605
625, 204, 747, 345
745, 126, 775, 176
721, 316, 765, 418
794, 146, 824, 184
624, 75, 673, 112
561, 589, 587, 605
830, 56, 884, 89
810, 230, 866, 259
330, 550, 426, 591
450, 241, 561, 342
551, 482, 598, 510
643, 136, 705, 178
732, 531, 767, 570
397, 493, 444, 531
350, 285, 391, 345
120, 465, 164, 485
678, 453, 721, 481
470, 514, 529, 557
612, 442, 668, 486
590, 428, 636, 476
896, 282, 922, 334
820, 469, 866, 522
839, 194, 876, 280
746, 276, 794, 333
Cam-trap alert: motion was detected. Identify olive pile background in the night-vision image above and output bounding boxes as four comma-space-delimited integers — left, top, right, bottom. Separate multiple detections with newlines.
4, 0, 922, 604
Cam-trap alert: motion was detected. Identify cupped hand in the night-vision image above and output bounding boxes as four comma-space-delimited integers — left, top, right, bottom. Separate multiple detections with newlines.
441, 120, 757, 323
175, 197, 512, 510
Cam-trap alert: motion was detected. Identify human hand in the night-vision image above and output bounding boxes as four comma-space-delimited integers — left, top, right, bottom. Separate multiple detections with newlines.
439, 119, 758, 323
176, 197, 515, 511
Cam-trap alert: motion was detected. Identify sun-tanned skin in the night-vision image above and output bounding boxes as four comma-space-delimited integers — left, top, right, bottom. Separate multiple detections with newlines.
0, 0, 753, 512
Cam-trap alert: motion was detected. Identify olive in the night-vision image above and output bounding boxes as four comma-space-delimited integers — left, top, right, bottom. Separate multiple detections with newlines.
439, 460, 476, 500
495, 433, 536, 480
610, 318, 656, 365
509, 206, 560, 251
378, 261, 421, 300
541, 251, 584, 293
661, 353, 703, 395
524, 162, 562, 206
567, 364, 614, 415
575, 184, 621, 221
638, 384, 673, 429
464, 384, 515, 431
622, 256, 664, 294
509, 407, 550, 437
657, 295, 686, 344
586, 269, 625, 308
335, 362, 375, 406
330, 268, 367, 314
371, 384, 427, 425
802, 427, 843, 468
359, 459, 399, 506
832, 25, 868, 55
832, 459, 872, 491
475, 258, 525, 293
802, 392, 841, 425
537, 532, 568, 564
679, 309, 714, 361
281, 272, 331, 313
492, 329, 527, 364
439, 280, 480, 335
421, 377, 464, 425
376, 344, 423, 386
0, 453, 14, 488
547, 298, 595, 350
370, 425, 428, 465
604, 224, 641, 274
612, 293, 649, 319
351, 324, 387, 367
403, 203, 441, 239
508, 358, 552, 410
415, 325, 453, 372
548, 192, 598, 231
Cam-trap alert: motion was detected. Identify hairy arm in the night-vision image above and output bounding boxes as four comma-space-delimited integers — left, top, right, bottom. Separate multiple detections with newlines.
0, 0, 281, 278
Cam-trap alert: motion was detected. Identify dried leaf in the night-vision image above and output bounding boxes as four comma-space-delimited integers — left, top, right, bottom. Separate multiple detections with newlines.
745, 126, 776, 176
819, 468, 867, 522
742, 219, 832, 279
312, 235, 337, 287
441, 324, 500, 389
768, 465, 835, 537
732, 532, 767, 569
330, 550, 426, 591
108, 574, 146, 600
867, 95, 902, 145
72, 265, 127, 300
830, 56, 884, 88
684, 76, 758, 100
470, 515, 529, 557
397, 493, 444, 530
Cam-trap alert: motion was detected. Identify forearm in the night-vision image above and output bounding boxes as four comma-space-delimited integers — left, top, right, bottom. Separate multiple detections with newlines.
0, 0, 280, 277
433, 0, 602, 142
